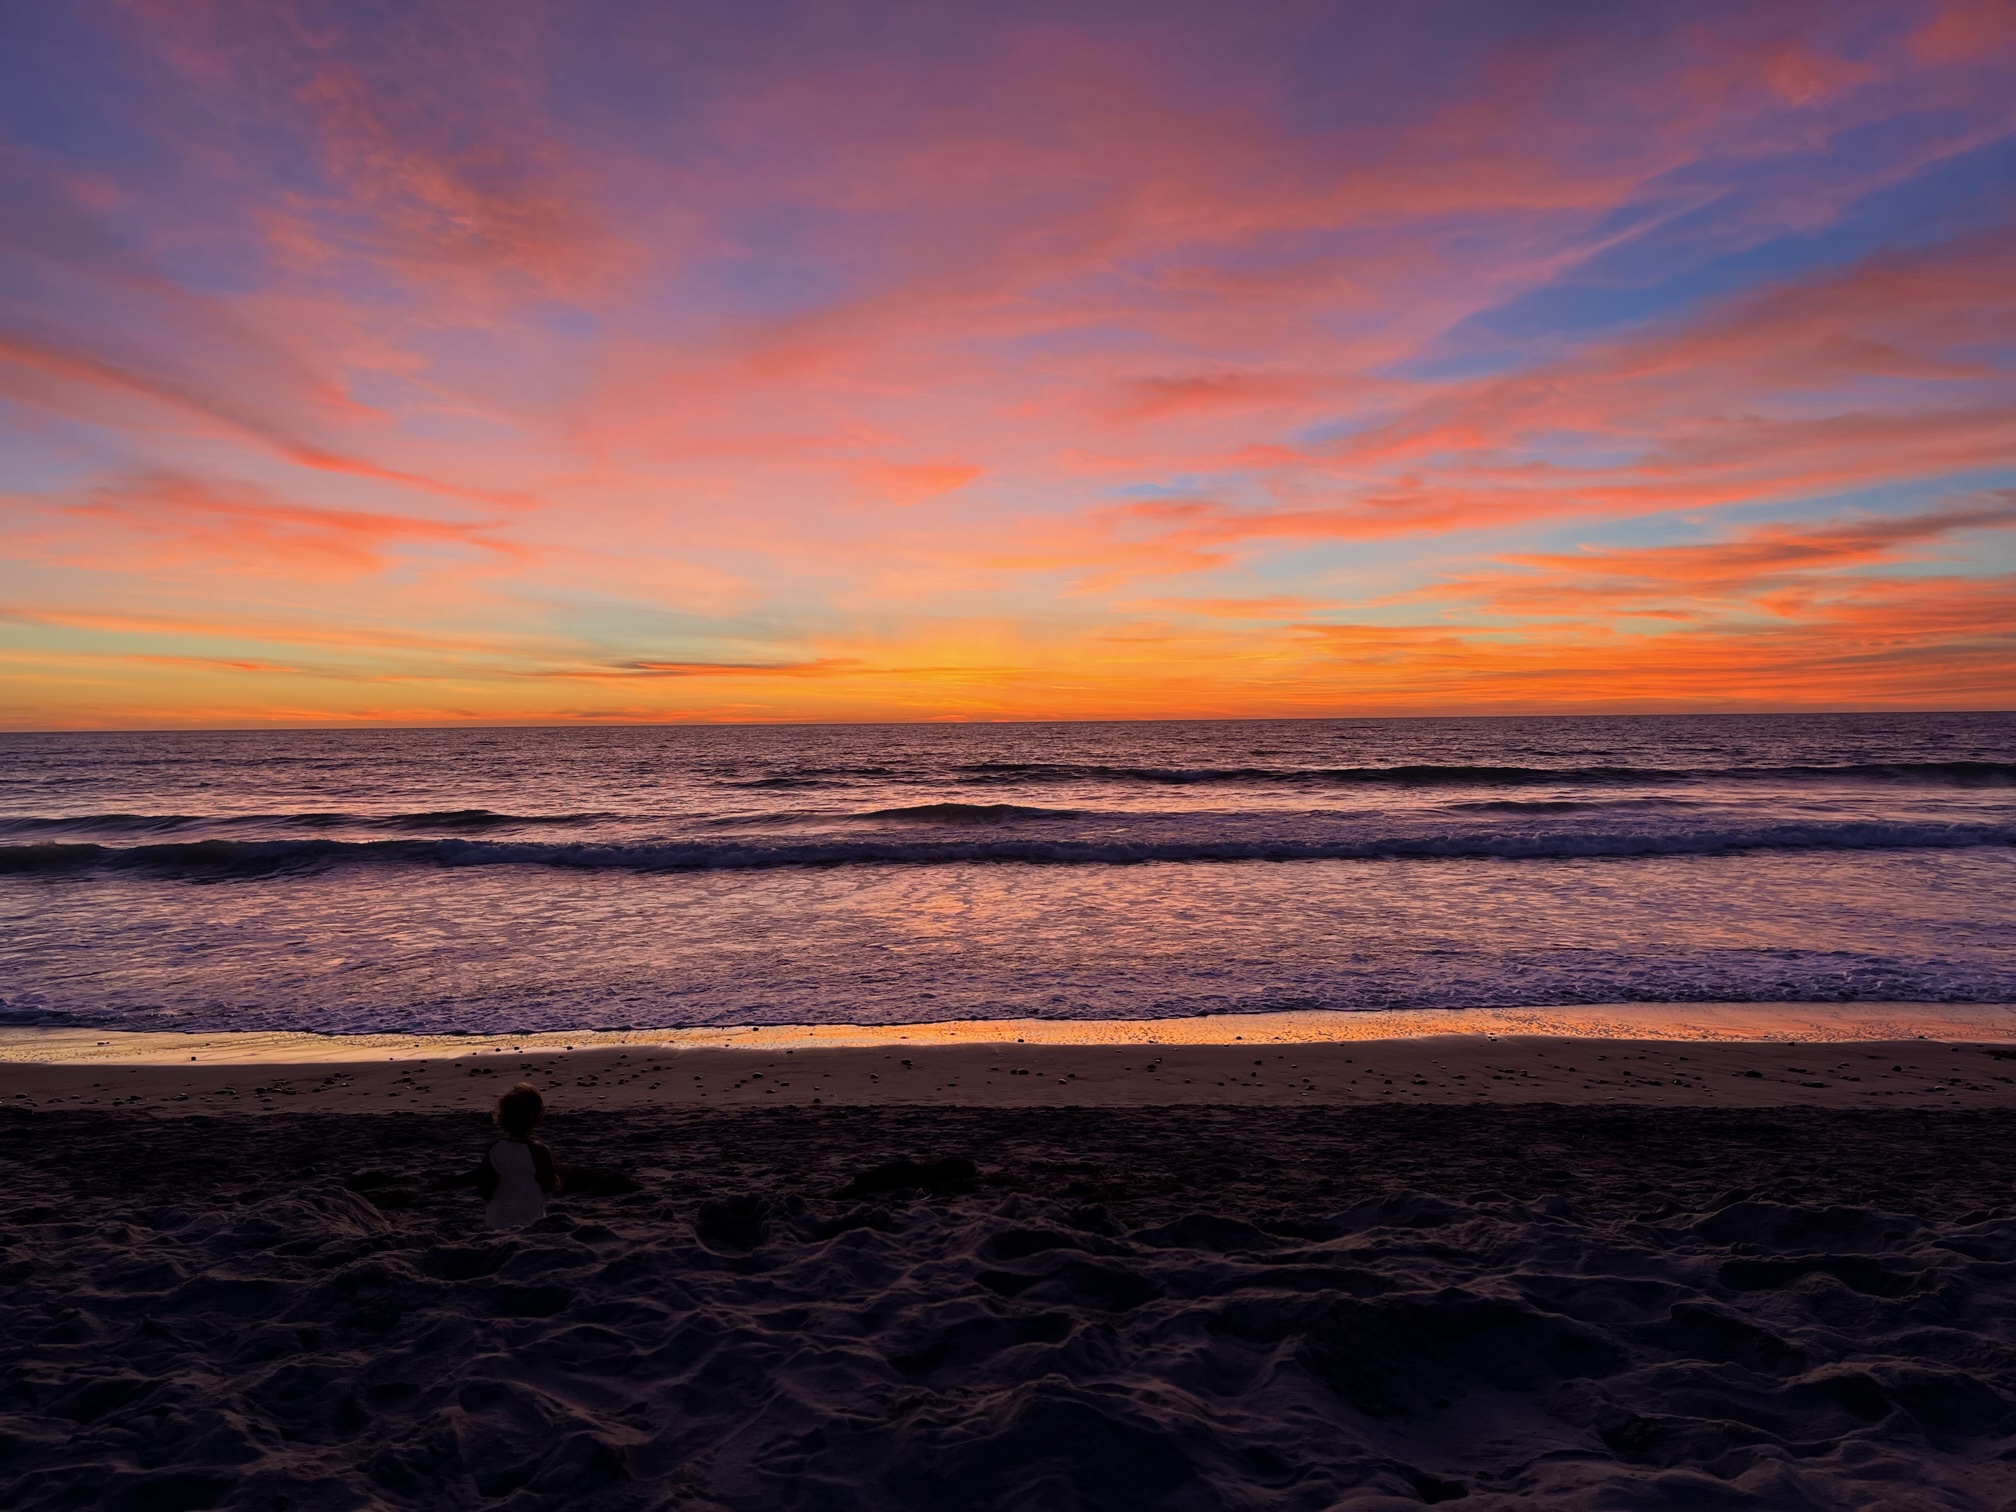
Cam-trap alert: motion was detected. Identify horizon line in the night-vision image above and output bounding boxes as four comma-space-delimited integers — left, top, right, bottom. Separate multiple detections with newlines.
2, 707, 2011, 737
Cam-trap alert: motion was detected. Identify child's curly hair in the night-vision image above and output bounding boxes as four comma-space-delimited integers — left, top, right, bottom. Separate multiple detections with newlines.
494, 1082, 544, 1138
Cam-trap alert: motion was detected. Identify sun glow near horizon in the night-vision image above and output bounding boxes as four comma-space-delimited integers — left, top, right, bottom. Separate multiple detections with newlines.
3, 0, 2014, 729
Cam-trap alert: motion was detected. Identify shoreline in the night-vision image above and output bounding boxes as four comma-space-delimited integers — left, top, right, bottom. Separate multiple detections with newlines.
5, 999, 2014, 1067
3, 1003, 2014, 1117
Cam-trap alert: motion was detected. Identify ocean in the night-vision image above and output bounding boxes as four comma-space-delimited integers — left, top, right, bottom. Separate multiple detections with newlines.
2, 713, 2012, 1036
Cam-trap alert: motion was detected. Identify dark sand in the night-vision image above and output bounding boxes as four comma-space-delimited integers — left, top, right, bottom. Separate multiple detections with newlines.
10, 1035, 2016, 1115
7, 1097, 2016, 1510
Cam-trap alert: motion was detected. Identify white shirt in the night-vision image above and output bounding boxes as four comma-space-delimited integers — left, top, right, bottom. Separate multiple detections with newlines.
485, 1138, 548, 1229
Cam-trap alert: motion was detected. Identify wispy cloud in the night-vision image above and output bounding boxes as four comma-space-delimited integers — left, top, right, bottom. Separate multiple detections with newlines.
44, 470, 523, 576
1, 0, 2012, 723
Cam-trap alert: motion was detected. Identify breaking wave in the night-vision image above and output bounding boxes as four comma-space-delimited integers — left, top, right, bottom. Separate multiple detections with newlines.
5, 817, 2011, 877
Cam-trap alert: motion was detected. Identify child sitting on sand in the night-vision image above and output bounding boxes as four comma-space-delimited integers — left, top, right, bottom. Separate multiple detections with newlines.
477, 1083, 562, 1229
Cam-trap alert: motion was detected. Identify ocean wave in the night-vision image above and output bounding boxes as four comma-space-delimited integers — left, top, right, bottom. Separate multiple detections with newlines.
947, 760, 2016, 788
720, 766, 898, 789
0, 812, 214, 836
0, 808, 610, 838
1446, 800, 1603, 813
865, 802, 1081, 823
4, 818, 2011, 877
374, 809, 609, 831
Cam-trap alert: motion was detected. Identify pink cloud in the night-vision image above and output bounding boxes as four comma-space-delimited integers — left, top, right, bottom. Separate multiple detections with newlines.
45, 471, 522, 576
121, 0, 639, 310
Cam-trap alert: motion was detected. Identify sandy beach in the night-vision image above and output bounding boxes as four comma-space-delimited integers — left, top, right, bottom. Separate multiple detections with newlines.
7, 1100, 2016, 1510
7, 1007, 2016, 1509
9, 0, 2016, 1498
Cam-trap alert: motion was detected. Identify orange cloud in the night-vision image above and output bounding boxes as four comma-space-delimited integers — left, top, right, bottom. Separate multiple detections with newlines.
1122, 595, 1336, 620
36, 471, 522, 577
855, 462, 981, 507
1285, 585, 2015, 709
1311, 503, 2016, 706
0, 332, 527, 507
0, 604, 544, 658
545, 658, 859, 681
1106, 372, 1346, 424
1491, 501, 2016, 606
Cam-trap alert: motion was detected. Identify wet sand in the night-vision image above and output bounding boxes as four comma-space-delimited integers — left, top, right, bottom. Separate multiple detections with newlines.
6, 1035, 2015, 1116
6, 999, 2014, 1117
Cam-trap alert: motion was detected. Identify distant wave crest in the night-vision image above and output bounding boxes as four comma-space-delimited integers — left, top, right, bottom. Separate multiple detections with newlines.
0, 809, 608, 838
865, 802, 1081, 823
944, 760, 2016, 789
5, 818, 2012, 877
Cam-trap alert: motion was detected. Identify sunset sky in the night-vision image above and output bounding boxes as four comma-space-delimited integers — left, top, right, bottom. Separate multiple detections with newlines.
2, 0, 2013, 726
